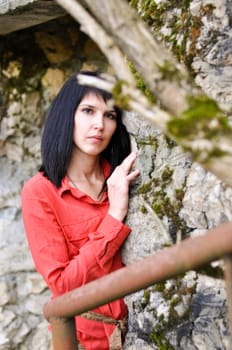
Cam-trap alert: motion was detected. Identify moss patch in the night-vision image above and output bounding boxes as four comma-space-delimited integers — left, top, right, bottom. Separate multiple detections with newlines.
141, 205, 148, 214
195, 263, 224, 279
130, 1, 215, 69
158, 60, 184, 82
137, 165, 188, 242
127, 59, 156, 103
167, 94, 232, 163
148, 274, 196, 349
138, 135, 159, 148
112, 80, 130, 109
168, 95, 230, 139
150, 327, 175, 349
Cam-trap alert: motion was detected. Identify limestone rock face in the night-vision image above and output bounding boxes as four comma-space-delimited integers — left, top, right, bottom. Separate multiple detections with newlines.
0, 2, 232, 349
133, 0, 232, 110
0, 0, 36, 14
0, 16, 109, 350
122, 113, 231, 349
0, 0, 65, 34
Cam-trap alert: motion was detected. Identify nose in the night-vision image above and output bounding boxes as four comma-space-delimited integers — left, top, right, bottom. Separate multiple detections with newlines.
93, 113, 104, 129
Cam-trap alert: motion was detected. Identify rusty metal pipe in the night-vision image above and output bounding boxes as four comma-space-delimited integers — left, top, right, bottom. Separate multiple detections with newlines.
50, 317, 77, 350
224, 254, 232, 349
44, 221, 232, 322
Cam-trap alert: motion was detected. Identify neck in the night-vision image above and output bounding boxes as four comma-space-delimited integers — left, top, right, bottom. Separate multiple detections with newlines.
67, 153, 105, 201
67, 152, 102, 183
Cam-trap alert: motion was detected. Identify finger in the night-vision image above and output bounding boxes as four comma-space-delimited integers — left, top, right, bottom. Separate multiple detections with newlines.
121, 152, 137, 172
127, 169, 140, 181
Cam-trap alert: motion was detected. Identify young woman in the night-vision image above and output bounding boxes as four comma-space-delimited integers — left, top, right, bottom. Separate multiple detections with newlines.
21, 71, 139, 350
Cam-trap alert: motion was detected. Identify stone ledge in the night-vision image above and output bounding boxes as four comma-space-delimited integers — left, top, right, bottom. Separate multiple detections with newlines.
0, 0, 36, 14
0, 0, 66, 35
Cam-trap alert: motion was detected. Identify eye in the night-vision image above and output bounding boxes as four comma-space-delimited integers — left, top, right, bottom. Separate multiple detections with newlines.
105, 112, 117, 120
82, 107, 93, 114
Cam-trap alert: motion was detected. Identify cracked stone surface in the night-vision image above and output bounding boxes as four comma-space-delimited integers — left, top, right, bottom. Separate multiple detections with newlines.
1, 2, 232, 349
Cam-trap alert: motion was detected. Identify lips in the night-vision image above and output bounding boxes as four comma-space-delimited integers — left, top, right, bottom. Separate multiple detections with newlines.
88, 135, 103, 141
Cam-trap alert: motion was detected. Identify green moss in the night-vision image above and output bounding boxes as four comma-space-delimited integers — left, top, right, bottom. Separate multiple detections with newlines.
207, 148, 228, 159
166, 94, 232, 163
143, 288, 151, 304
146, 274, 197, 347
186, 95, 222, 118
137, 182, 152, 195
129, 0, 137, 7
195, 263, 224, 279
138, 135, 159, 148
127, 59, 156, 103
154, 281, 166, 293
130, 0, 164, 27
161, 167, 174, 182
167, 95, 231, 142
150, 327, 175, 349
158, 60, 183, 82
152, 196, 170, 218
156, 275, 196, 313
152, 189, 187, 240
169, 294, 183, 307
129, 1, 217, 69
112, 80, 130, 109
2, 29, 48, 95
137, 165, 188, 242
164, 135, 177, 149
137, 178, 159, 195
141, 205, 148, 214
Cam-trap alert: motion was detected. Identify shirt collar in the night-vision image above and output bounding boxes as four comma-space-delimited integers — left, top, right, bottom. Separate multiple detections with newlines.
57, 158, 110, 199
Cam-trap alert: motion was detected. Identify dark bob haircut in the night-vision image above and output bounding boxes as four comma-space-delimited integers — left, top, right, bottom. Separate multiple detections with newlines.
40, 71, 131, 188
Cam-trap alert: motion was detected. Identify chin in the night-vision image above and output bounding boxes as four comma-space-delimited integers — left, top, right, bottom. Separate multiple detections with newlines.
84, 149, 105, 157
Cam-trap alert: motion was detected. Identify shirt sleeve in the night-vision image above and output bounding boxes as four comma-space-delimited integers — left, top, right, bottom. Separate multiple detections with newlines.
21, 181, 131, 297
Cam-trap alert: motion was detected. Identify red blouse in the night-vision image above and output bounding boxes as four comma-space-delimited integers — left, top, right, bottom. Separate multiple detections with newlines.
21, 160, 130, 350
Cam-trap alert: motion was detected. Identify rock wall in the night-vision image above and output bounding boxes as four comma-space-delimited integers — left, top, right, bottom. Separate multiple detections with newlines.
0, 0, 36, 14
132, 0, 232, 110
122, 114, 232, 350
0, 1, 232, 349
0, 15, 110, 350
123, 1, 232, 348
0, 0, 65, 34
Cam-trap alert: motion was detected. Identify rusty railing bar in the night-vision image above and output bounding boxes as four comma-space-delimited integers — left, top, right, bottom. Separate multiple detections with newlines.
50, 317, 77, 350
224, 254, 232, 350
44, 221, 232, 349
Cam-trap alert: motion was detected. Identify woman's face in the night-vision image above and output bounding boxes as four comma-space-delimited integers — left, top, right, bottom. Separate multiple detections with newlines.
73, 93, 117, 157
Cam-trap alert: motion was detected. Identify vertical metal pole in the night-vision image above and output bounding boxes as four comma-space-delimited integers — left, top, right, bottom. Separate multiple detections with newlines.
224, 255, 232, 350
50, 317, 78, 350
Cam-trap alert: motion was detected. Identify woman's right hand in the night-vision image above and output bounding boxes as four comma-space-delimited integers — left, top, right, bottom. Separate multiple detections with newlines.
107, 152, 140, 222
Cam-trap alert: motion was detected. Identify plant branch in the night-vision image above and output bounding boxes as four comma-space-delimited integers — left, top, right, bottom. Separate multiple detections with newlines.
55, 0, 232, 188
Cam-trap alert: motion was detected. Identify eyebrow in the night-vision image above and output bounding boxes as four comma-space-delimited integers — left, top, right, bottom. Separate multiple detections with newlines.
79, 103, 94, 108
79, 103, 116, 113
